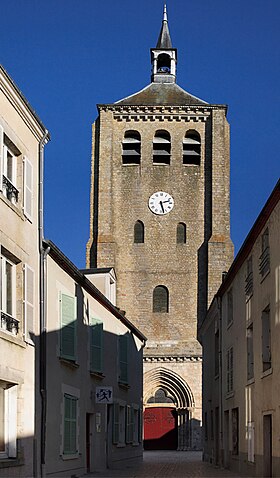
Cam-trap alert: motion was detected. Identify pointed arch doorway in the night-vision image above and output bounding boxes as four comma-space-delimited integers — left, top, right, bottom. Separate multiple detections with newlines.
143, 368, 195, 451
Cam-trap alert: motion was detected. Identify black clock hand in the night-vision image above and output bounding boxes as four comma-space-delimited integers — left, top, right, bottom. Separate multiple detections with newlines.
160, 201, 165, 213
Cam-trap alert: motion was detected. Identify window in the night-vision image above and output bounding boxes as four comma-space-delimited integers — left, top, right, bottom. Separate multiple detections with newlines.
247, 324, 254, 380
122, 131, 141, 165
63, 394, 78, 455
90, 318, 103, 374
125, 405, 133, 444
183, 131, 201, 165
118, 334, 128, 384
227, 289, 233, 326
247, 422, 255, 463
153, 130, 171, 164
0, 251, 19, 335
259, 228, 270, 278
60, 292, 76, 361
0, 381, 17, 459
245, 256, 253, 298
134, 220, 144, 243
157, 53, 171, 73
204, 412, 208, 441
214, 329, 219, 377
153, 285, 169, 313
262, 306, 271, 372
232, 408, 239, 455
177, 222, 186, 244
113, 402, 125, 445
226, 347, 233, 393
0, 126, 33, 219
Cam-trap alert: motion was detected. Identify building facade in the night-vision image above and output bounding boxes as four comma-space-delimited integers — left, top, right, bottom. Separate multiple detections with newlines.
0, 65, 49, 476
44, 240, 145, 476
87, 7, 233, 450
199, 180, 280, 477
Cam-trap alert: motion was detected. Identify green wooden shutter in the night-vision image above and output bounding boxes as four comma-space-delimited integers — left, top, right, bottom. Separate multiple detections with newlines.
64, 394, 77, 454
118, 334, 128, 384
60, 293, 76, 360
112, 402, 120, 444
90, 318, 103, 373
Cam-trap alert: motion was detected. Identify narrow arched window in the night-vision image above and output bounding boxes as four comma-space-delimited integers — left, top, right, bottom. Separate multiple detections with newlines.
134, 221, 144, 243
153, 286, 169, 313
157, 54, 171, 73
153, 130, 171, 165
177, 222, 187, 244
122, 131, 141, 165
183, 131, 201, 165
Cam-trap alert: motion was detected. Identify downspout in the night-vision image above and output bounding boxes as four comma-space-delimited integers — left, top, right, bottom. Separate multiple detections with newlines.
38, 130, 49, 478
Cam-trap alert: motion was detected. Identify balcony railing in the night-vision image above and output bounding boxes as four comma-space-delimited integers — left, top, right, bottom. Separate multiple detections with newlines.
2, 176, 19, 203
1, 311, 19, 335
259, 246, 270, 278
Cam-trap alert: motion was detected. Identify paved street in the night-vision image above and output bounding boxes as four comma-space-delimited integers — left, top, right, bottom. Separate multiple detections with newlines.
87, 451, 242, 477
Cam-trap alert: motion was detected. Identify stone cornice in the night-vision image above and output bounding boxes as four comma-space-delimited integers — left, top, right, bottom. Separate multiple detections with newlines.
0, 66, 49, 142
97, 104, 227, 122
144, 355, 202, 363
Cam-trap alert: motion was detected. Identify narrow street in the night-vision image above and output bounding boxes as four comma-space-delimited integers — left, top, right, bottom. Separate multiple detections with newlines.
87, 451, 242, 477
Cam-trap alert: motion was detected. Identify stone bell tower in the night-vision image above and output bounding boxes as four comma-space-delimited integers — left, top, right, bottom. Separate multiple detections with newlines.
87, 5, 233, 450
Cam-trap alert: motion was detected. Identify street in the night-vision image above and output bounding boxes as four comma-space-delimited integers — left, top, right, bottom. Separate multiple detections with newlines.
86, 451, 242, 477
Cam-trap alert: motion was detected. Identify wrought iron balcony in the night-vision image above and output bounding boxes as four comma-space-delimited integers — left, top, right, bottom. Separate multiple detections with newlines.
2, 176, 19, 203
259, 246, 270, 278
1, 311, 19, 335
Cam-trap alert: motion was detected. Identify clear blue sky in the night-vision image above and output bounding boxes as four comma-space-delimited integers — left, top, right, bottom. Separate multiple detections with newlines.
1, 0, 279, 267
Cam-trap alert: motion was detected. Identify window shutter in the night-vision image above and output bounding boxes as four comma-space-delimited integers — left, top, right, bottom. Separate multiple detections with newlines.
23, 156, 33, 221
64, 394, 77, 454
7, 385, 17, 457
113, 402, 120, 444
24, 264, 34, 341
0, 125, 3, 192
60, 293, 76, 360
90, 318, 103, 373
118, 335, 128, 384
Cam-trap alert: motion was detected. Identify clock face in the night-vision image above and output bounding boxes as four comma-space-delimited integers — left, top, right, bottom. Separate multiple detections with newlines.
148, 191, 174, 215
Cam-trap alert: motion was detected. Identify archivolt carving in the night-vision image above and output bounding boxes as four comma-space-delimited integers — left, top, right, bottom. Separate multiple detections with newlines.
143, 367, 195, 409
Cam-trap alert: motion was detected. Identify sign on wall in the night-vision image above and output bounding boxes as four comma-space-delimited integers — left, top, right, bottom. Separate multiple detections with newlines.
95, 386, 113, 403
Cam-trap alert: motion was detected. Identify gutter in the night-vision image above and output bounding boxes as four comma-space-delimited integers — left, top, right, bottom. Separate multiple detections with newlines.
38, 130, 50, 478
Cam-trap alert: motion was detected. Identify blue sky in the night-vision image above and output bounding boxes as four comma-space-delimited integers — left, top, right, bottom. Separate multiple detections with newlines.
1, 0, 279, 267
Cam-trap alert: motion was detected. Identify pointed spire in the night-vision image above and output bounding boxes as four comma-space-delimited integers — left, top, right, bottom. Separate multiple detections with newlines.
156, 4, 172, 49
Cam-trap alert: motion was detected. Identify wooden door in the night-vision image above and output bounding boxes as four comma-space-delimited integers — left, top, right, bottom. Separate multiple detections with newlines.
144, 407, 177, 450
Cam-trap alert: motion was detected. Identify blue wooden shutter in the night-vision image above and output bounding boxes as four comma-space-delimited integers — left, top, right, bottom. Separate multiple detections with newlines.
60, 293, 76, 360
118, 334, 128, 383
90, 318, 103, 373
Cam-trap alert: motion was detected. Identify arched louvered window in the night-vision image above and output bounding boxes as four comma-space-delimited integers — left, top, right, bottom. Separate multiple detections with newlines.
122, 131, 141, 165
153, 130, 171, 165
183, 131, 201, 165
153, 285, 169, 313
177, 222, 187, 244
134, 220, 144, 243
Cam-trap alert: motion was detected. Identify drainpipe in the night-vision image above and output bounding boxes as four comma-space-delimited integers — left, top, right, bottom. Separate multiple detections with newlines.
38, 130, 49, 478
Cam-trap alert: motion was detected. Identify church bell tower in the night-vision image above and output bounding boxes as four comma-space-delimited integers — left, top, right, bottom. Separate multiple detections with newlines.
87, 5, 233, 450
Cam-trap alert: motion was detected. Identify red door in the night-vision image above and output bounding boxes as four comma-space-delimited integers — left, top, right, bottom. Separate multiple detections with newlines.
144, 407, 177, 450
